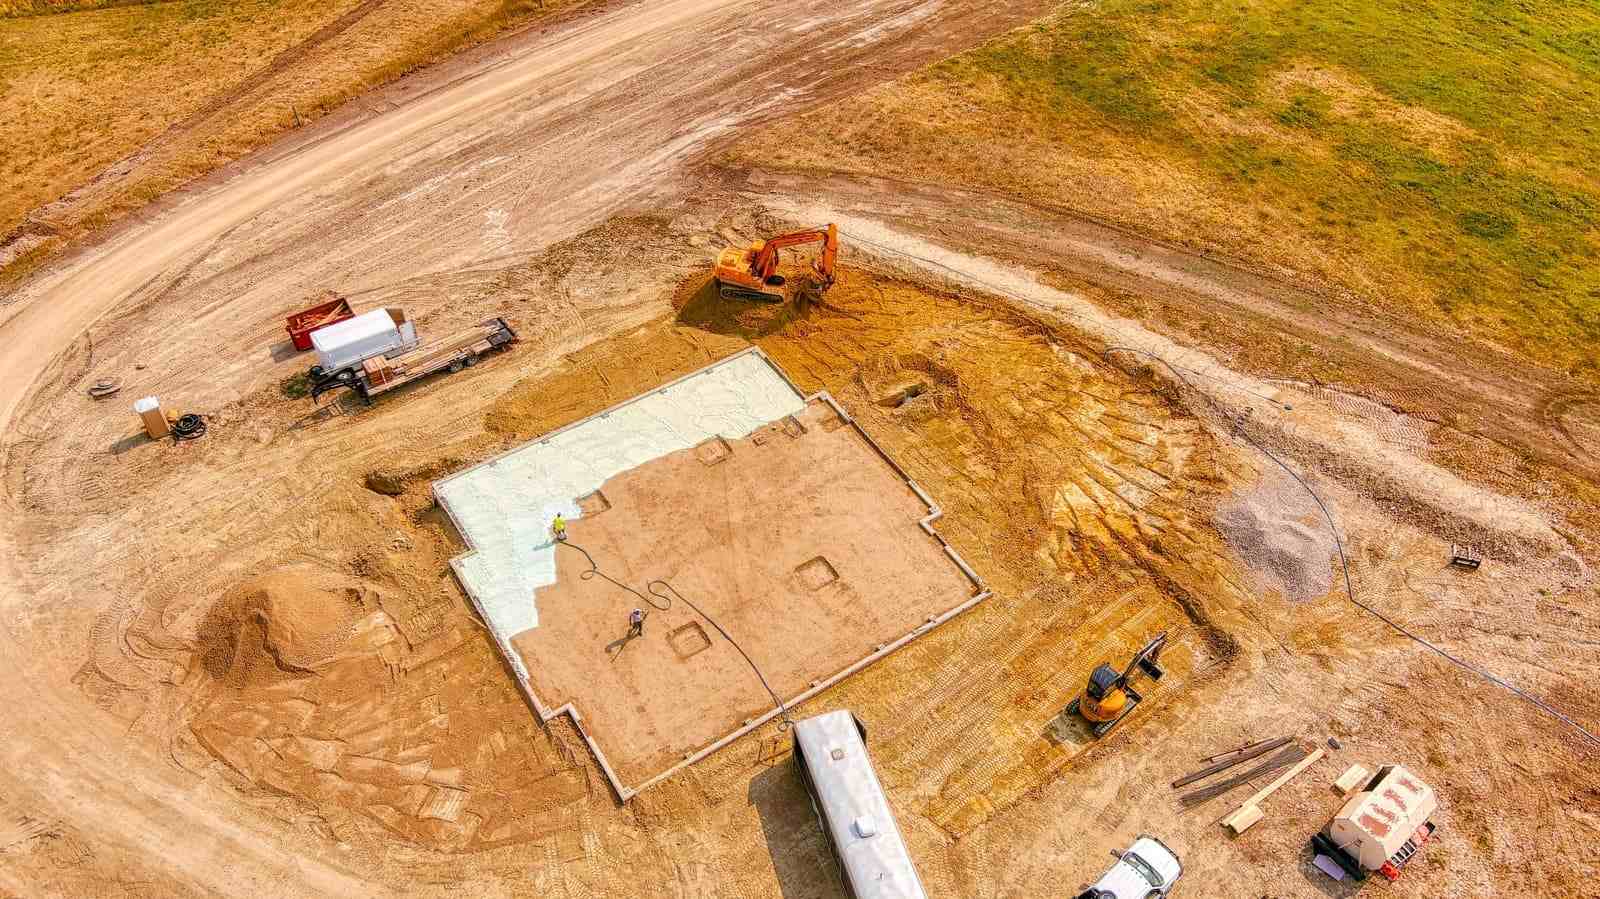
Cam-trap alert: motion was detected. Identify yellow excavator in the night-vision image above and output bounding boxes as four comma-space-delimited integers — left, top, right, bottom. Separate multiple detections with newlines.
712, 224, 838, 303
1065, 632, 1168, 737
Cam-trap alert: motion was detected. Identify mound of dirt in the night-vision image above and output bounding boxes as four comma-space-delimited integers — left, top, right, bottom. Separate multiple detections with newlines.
1214, 469, 1337, 603
197, 565, 369, 687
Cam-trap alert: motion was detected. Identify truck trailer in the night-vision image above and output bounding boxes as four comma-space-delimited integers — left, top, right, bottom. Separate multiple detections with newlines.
310, 316, 516, 403
1311, 764, 1438, 882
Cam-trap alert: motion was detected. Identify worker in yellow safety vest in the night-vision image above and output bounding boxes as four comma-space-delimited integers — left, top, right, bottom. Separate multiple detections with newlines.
552, 513, 567, 542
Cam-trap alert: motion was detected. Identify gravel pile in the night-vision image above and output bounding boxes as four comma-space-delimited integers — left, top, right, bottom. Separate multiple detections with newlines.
1215, 469, 1337, 603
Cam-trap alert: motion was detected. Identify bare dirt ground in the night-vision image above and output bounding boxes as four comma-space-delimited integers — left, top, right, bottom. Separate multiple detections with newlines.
511, 398, 977, 790
1, 0, 1597, 897
0, 0, 594, 277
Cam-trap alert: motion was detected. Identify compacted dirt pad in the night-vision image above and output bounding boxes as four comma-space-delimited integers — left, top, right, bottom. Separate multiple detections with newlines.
512, 399, 977, 789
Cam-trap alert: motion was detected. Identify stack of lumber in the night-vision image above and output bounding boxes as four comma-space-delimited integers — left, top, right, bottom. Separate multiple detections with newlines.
1172, 734, 1325, 834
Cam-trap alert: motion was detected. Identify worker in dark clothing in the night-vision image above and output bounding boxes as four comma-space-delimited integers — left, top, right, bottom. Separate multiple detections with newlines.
627, 608, 646, 639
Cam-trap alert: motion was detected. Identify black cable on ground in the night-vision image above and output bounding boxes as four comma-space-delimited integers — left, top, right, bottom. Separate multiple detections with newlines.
557, 541, 793, 730
559, 540, 670, 611
171, 413, 207, 440
823, 226, 1597, 749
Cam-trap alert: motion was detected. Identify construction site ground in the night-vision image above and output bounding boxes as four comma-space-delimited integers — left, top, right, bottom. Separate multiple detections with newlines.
0, 0, 1597, 897
508, 397, 979, 791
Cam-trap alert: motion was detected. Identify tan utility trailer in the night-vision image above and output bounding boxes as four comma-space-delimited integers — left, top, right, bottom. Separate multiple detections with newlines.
311, 317, 516, 403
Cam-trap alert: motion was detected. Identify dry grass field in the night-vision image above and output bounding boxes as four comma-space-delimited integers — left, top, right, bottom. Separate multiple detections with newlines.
0, 0, 583, 281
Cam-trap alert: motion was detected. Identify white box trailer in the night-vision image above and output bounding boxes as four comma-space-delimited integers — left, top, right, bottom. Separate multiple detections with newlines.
792, 711, 927, 899
309, 307, 417, 375
310, 317, 516, 404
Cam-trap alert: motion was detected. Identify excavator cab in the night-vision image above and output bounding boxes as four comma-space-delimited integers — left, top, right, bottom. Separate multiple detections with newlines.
713, 224, 838, 303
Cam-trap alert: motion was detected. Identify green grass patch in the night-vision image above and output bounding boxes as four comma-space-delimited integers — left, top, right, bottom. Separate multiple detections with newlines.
1275, 90, 1329, 129
1, 0, 168, 19
925, 0, 1600, 374
280, 372, 312, 399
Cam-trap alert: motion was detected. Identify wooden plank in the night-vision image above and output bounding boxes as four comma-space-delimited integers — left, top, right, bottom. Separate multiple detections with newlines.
1201, 734, 1289, 764
1223, 804, 1263, 835
1222, 748, 1325, 834
1173, 736, 1292, 788
1334, 763, 1370, 795
1241, 747, 1323, 808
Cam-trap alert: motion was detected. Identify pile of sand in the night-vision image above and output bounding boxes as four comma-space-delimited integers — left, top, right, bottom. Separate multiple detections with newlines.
197, 564, 368, 687
1214, 469, 1338, 603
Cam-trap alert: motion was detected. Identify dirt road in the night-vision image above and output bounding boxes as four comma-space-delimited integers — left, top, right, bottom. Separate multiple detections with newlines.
0, 0, 1058, 894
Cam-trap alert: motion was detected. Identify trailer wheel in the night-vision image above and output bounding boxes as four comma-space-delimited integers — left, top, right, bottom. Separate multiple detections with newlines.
448, 360, 464, 374
464, 354, 478, 368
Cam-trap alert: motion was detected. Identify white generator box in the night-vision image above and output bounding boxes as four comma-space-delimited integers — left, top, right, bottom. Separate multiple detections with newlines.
1315, 764, 1438, 882
311, 308, 417, 372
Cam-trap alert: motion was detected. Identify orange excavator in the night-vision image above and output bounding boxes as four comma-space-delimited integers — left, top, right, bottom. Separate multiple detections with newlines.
712, 224, 839, 302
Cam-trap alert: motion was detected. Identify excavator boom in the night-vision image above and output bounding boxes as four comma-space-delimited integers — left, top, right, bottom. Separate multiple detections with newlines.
713, 224, 839, 302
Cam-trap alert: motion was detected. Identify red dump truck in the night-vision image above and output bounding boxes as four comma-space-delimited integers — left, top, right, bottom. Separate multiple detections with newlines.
309, 316, 516, 403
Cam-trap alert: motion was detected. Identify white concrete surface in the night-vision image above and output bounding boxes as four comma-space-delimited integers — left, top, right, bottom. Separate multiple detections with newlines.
435, 351, 806, 649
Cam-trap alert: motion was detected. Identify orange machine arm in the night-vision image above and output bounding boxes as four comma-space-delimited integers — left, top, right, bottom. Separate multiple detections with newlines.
750, 224, 838, 282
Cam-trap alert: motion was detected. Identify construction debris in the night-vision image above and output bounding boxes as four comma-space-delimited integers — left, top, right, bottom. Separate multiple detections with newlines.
284, 292, 354, 351
1201, 736, 1280, 764
1450, 543, 1482, 570
1179, 743, 1307, 807
1172, 736, 1292, 788
1223, 747, 1324, 835
1333, 763, 1370, 796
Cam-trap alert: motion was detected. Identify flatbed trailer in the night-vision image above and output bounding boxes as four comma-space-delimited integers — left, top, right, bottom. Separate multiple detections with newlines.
311, 317, 516, 403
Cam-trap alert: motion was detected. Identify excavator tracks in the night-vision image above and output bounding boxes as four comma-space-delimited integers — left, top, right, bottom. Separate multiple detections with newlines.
717, 283, 785, 303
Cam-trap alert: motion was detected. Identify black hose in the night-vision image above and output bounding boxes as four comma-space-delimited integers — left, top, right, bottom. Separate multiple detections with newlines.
556, 540, 793, 730
649, 579, 792, 730
558, 540, 670, 611
171, 414, 206, 440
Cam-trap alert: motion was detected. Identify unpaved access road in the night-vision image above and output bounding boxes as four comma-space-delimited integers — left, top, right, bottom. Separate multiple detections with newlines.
0, 0, 1057, 894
